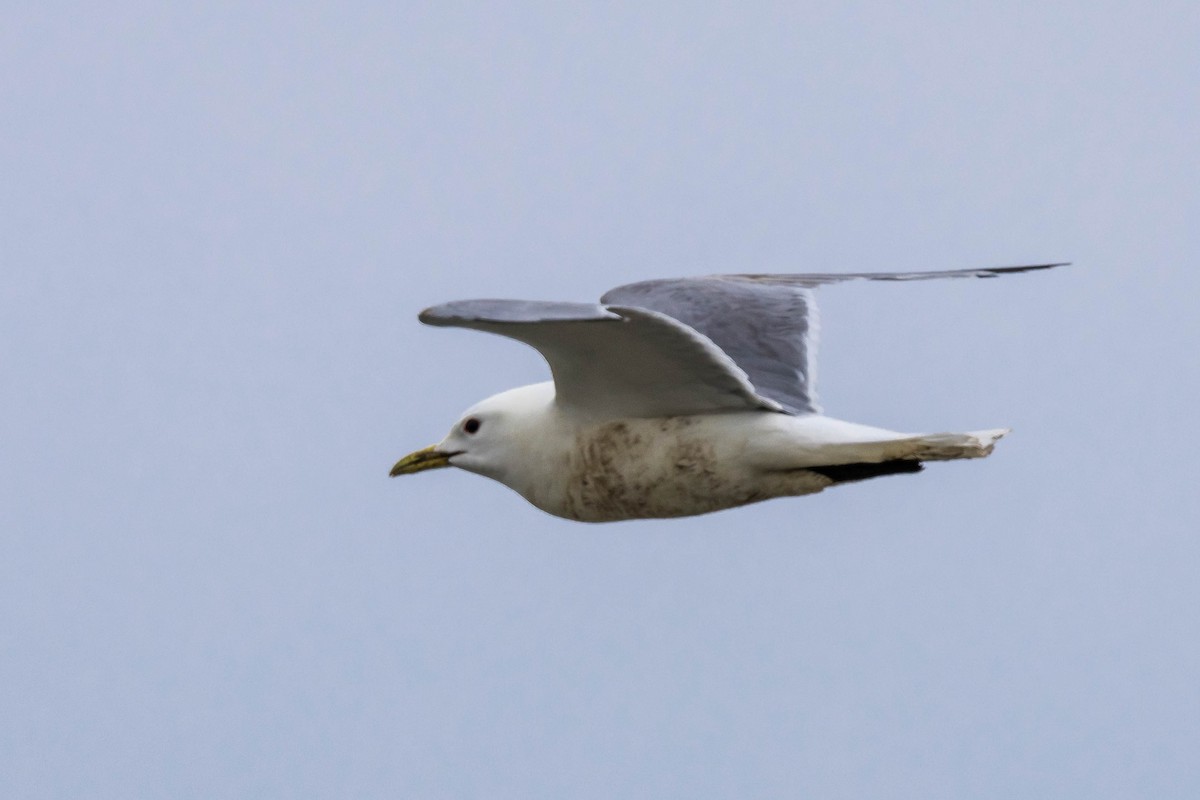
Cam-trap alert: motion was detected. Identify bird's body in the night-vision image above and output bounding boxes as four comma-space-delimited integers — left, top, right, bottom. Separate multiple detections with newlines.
392, 264, 1064, 522
440, 381, 1005, 522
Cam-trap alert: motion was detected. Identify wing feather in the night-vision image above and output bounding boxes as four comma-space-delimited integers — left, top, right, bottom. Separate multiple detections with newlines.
419, 299, 781, 419
601, 278, 820, 414
602, 263, 1069, 414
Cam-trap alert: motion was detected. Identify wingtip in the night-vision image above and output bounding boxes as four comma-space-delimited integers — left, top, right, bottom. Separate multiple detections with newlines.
417, 304, 456, 326
417, 299, 624, 327
980, 262, 1071, 276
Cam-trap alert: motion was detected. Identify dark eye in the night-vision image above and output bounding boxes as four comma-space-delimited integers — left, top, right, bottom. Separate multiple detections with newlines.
463, 417, 481, 434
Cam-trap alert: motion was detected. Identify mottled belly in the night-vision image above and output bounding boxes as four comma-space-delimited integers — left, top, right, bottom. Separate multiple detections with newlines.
555, 418, 825, 522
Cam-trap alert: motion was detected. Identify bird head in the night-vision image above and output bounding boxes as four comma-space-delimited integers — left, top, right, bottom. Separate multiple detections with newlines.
389, 382, 555, 484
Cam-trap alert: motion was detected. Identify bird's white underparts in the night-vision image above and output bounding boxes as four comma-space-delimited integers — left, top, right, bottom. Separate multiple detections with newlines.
391, 264, 1066, 522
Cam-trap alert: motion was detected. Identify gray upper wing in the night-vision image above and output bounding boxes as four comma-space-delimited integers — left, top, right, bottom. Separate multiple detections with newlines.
419, 299, 782, 419
601, 263, 1068, 415
601, 277, 821, 414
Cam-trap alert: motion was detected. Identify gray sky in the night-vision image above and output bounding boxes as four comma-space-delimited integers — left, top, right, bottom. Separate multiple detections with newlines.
3, 2, 1198, 797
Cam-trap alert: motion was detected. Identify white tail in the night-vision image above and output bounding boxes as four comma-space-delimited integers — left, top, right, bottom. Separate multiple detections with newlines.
906, 428, 1009, 461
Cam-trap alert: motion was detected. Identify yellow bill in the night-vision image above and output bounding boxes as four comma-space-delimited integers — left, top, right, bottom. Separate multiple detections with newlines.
390, 445, 456, 477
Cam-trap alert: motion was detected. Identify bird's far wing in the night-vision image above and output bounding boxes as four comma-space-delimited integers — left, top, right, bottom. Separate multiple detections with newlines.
602, 263, 1068, 415
727, 262, 1070, 286
419, 299, 782, 419
601, 277, 821, 414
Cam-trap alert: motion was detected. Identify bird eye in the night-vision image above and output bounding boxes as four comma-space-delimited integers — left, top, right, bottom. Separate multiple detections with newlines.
463, 417, 481, 434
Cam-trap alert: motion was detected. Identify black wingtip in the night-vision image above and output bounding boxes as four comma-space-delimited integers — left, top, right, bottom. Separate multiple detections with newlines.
980, 262, 1071, 275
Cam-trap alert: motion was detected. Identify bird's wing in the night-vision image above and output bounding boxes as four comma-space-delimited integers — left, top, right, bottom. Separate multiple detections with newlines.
601, 277, 821, 414
718, 262, 1069, 286
601, 263, 1068, 415
419, 299, 782, 419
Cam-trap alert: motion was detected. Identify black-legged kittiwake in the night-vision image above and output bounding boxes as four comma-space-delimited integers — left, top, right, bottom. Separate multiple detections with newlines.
391, 264, 1066, 522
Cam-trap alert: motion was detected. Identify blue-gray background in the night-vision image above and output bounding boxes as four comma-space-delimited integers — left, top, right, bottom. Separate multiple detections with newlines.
4, 3, 1198, 797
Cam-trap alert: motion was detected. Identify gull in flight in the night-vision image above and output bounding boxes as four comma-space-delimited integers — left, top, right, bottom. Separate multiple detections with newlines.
392, 264, 1065, 522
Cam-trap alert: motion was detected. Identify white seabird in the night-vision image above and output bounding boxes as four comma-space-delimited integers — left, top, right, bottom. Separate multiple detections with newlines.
391, 264, 1066, 522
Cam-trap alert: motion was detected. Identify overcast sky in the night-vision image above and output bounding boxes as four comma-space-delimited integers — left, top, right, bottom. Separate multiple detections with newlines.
3, 3, 1199, 798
